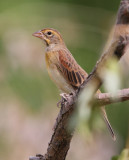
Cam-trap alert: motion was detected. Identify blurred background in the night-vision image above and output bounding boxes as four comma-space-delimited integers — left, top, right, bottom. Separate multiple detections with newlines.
0, 0, 129, 160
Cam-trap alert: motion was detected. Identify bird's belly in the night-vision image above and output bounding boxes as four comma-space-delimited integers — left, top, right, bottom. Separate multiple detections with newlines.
47, 66, 74, 94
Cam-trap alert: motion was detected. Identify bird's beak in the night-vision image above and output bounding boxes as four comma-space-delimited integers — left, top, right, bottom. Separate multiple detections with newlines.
32, 31, 43, 39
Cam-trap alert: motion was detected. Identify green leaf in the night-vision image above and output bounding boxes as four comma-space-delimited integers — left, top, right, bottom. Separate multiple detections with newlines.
112, 149, 129, 160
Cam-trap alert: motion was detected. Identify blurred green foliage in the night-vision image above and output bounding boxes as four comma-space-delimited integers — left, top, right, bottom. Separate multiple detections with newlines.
112, 149, 129, 160
7, 70, 57, 111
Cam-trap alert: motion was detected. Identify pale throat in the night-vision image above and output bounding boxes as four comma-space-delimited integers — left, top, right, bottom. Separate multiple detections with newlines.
45, 43, 57, 52
45, 43, 65, 52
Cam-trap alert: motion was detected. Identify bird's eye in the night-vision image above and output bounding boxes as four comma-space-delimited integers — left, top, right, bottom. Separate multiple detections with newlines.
47, 31, 52, 36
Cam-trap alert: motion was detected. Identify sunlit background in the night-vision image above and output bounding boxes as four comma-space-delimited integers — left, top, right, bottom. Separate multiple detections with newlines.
0, 0, 129, 160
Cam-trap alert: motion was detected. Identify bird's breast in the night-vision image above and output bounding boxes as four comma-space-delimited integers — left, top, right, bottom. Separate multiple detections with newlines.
45, 51, 74, 93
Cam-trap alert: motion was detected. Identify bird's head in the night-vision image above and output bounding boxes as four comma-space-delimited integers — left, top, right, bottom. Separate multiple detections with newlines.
32, 28, 64, 46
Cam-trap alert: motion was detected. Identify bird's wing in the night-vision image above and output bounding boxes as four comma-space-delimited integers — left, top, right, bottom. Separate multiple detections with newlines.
57, 49, 88, 88
57, 50, 116, 139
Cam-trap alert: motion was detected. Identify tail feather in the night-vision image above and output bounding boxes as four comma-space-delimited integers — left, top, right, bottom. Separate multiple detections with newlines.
101, 106, 116, 141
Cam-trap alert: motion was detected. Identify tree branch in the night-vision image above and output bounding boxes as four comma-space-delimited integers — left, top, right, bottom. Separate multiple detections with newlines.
95, 88, 129, 106
29, 0, 129, 160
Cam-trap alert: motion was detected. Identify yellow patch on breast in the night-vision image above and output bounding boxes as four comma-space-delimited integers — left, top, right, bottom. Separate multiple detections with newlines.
45, 51, 74, 93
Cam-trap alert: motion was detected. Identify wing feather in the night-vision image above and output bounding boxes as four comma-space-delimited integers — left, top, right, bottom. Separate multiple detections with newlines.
58, 49, 88, 88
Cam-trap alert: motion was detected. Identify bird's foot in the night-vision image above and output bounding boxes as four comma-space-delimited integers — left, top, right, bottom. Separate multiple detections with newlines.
60, 93, 70, 99
57, 92, 76, 109
57, 93, 69, 107
57, 100, 61, 108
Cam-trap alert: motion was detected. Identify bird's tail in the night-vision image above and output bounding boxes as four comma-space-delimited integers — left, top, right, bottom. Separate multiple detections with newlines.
101, 106, 116, 141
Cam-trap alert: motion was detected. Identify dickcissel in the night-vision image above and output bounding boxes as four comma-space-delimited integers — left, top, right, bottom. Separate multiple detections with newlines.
33, 28, 115, 140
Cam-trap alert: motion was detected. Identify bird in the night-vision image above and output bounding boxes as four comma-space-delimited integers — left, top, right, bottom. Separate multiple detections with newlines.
32, 28, 116, 140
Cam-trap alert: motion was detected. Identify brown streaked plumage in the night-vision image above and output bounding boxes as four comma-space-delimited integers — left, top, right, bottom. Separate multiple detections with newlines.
33, 28, 116, 140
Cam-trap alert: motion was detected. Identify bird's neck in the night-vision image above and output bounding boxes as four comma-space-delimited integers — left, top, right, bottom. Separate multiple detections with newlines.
45, 43, 66, 52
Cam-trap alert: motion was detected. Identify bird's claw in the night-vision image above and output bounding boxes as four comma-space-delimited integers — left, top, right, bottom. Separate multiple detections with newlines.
60, 93, 69, 100
57, 93, 69, 107
57, 91, 76, 109
57, 99, 62, 107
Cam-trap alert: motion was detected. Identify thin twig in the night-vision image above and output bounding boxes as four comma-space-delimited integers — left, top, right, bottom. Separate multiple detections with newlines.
95, 88, 129, 106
